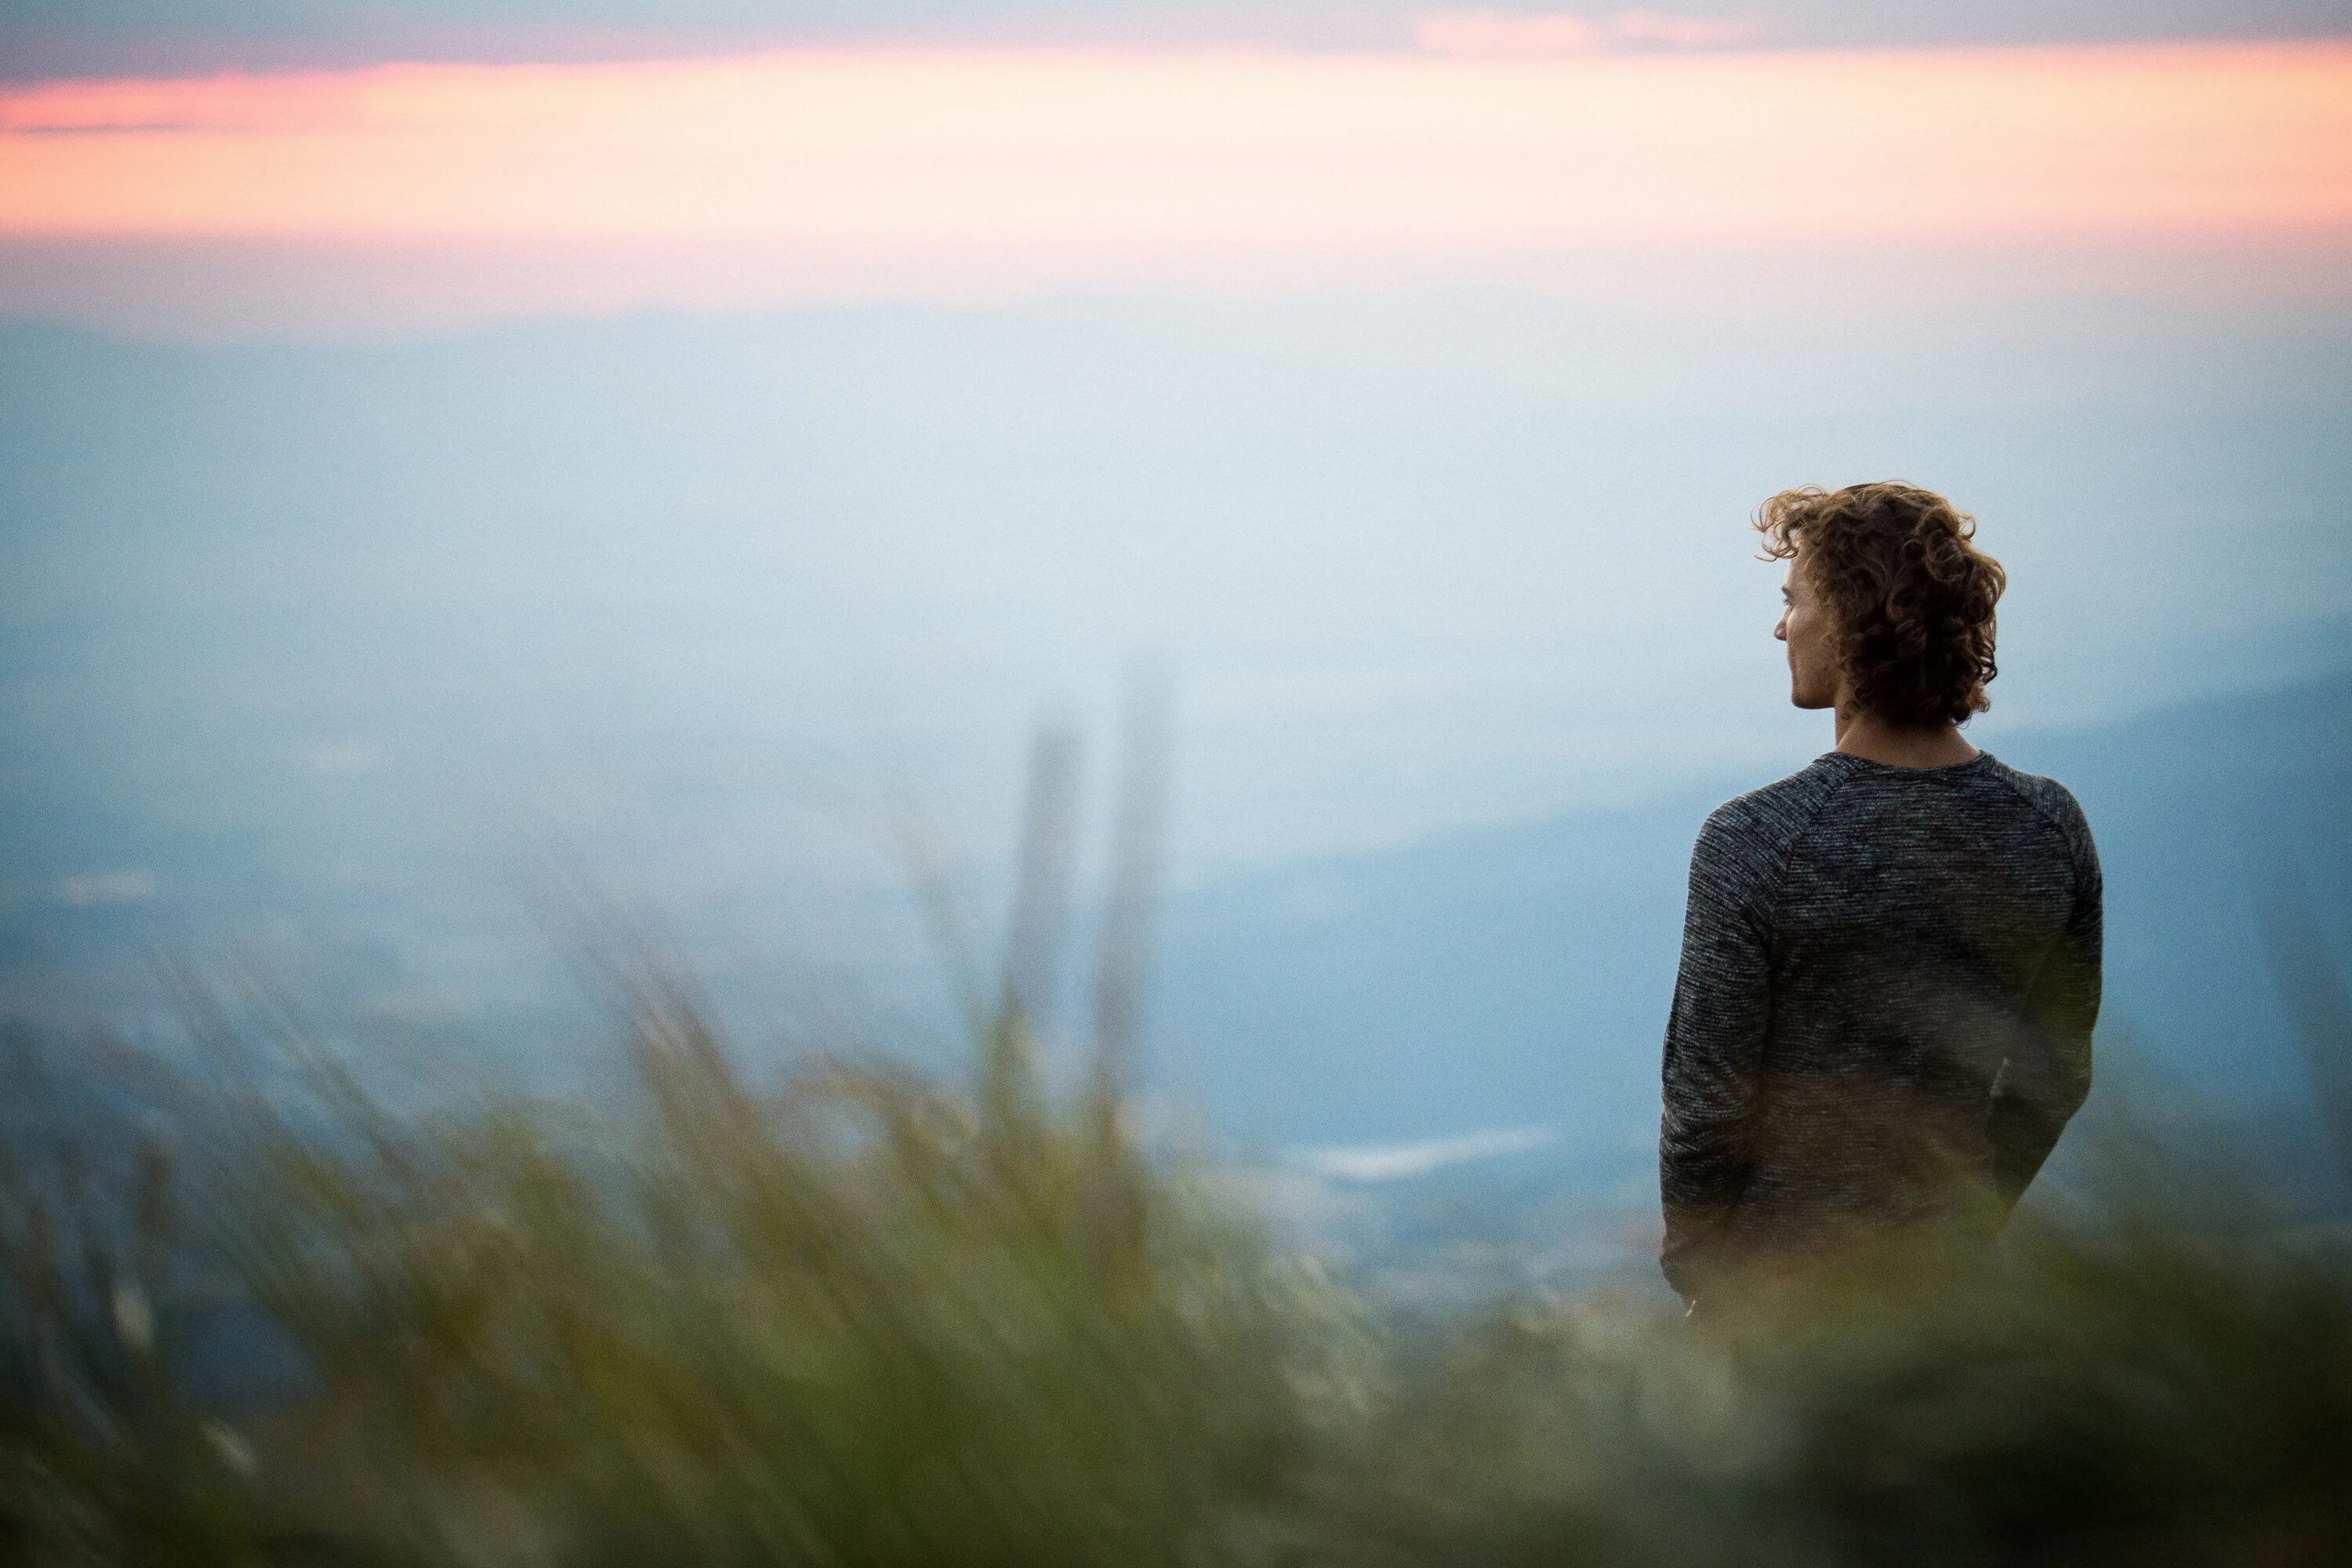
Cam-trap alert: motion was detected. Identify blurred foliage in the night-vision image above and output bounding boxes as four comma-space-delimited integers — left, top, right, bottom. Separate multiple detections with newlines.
5, 959, 2349, 1568
4, 727, 2350, 1564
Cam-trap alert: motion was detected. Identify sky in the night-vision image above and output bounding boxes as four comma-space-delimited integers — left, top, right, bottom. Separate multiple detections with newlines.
5, 2, 2350, 66
2, 2, 2350, 1032
3, 15, 2350, 334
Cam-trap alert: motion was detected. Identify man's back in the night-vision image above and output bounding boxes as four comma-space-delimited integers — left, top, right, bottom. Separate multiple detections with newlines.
1659, 750, 2102, 1299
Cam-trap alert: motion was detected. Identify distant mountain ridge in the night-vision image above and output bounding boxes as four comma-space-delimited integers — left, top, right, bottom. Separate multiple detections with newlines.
1152, 667, 2352, 1152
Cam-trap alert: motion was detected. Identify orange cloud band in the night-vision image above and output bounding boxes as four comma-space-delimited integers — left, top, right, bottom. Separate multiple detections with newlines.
5, 42, 2350, 249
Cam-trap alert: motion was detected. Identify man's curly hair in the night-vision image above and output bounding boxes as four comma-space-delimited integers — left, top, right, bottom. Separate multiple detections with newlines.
1756, 482, 2005, 728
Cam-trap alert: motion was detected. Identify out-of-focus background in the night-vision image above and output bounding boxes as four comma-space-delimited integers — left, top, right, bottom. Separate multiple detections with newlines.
4, 0, 2350, 1294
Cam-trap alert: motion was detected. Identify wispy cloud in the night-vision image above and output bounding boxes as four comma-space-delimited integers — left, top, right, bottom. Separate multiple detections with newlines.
1416, 9, 1765, 55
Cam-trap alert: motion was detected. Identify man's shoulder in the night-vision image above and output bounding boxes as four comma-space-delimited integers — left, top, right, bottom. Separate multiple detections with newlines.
1976, 754, 2099, 862
1695, 756, 1853, 866
1979, 755, 2086, 819
1701, 755, 1853, 841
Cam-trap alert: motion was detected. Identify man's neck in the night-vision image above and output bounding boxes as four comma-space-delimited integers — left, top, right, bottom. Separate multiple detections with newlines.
1832, 707, 1981, 768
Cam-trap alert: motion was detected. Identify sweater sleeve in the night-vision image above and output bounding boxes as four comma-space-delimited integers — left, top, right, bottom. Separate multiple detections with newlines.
1659, 803, 1780, 1302
1989, 800, 2102, 1210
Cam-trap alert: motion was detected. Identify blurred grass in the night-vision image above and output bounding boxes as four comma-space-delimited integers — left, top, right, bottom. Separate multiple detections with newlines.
5, 730, 2351, 1565
8, 958, 2352, 1566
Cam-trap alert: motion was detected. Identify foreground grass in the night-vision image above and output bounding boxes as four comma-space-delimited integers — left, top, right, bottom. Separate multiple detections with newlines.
5, 961, 2350, 1568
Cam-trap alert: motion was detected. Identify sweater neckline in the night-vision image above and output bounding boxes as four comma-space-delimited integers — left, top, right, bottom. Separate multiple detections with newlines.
1822, 748, 1998, 777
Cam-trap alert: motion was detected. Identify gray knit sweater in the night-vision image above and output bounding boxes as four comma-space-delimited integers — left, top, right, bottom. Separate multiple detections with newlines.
1658, 750, 2101, 1301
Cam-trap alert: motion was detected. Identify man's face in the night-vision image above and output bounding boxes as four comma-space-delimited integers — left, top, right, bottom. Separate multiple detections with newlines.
1775, 553, 1842, 711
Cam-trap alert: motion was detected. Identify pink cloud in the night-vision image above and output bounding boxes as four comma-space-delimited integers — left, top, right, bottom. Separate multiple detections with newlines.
1611, 9, 1767, 48
1416, 9, 1765, 55
1415, 12, 1611, 53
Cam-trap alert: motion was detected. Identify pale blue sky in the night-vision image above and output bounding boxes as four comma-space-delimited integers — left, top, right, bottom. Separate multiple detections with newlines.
5, 282, 2347, 895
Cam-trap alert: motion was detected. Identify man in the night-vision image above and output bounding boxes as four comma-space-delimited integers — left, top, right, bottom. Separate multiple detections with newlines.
1659, 482, 2101, 1308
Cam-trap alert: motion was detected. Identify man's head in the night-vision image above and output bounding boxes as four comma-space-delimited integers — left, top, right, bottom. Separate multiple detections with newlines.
1758, 482, 2006, 728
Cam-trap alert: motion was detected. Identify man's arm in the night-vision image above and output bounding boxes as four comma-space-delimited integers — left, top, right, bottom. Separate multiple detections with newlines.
1990, 824, 2102, 1212
1660, 807, 1777, 1303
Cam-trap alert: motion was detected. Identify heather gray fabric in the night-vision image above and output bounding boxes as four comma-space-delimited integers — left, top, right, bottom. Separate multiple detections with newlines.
1658, 750, 2101, 1301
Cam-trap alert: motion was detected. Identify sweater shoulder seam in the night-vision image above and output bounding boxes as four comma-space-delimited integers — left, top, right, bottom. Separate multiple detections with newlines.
1984, 764, 2090, 891
1755, 763, 1859, 936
